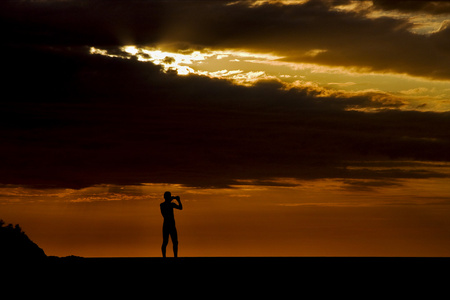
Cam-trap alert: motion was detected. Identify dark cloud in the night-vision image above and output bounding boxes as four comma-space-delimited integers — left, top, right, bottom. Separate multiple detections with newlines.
1, 45, 449, 189
1, 0, 449, 189
371, 0, 450, 15
340, 179, 403, 192
3, 0, 450, 80
189, 1, 450, 80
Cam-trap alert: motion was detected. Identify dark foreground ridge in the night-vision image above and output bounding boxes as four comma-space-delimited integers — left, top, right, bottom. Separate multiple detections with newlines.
0, 220, 46, 260
4, 256, 449, 297
44, 255, 450, 273
1, 221, 447, 296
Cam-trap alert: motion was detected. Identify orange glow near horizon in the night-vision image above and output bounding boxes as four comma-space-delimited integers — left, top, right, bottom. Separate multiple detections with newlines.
2, 173, 450, 257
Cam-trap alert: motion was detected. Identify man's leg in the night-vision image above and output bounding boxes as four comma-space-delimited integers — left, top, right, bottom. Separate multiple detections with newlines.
162, 225, 169, 258
171, 227, 178, 258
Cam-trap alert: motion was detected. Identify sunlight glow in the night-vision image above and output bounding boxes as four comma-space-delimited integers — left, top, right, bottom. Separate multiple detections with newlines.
89, 45, 450, 112
107, 45, 283, 85
248, 0, 309, 6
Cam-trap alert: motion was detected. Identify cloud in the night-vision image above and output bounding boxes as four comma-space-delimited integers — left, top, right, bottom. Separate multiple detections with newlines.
1, 0, 449, 189
129, 0, 450, 80
3, 0, 450, 80
371, 0, 450, 15
1, 44, 449, 189
339, 179, 403, 192
400, 87, 430, 95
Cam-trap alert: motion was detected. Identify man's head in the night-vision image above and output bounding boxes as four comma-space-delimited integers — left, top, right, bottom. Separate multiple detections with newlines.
164, 191, 172, 202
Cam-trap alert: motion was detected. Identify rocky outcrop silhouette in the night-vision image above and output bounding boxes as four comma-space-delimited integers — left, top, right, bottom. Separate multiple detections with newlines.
0, 219, 46, 260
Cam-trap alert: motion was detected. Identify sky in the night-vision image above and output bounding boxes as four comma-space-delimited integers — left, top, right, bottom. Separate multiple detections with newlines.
1, 0, 450, 257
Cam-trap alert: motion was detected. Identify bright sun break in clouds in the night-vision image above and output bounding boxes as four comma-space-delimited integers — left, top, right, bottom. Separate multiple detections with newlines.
121, 45, 284, 84
90, 45, 450, 112
90, 46, 280, 85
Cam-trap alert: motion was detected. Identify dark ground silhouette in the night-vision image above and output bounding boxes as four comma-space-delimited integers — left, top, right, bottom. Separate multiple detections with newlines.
1, 218, 448, 297
0, 219, 46, 260
4, 256, 448, 298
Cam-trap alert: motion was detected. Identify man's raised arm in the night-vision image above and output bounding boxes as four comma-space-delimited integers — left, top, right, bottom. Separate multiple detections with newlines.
174, 196, 183, 210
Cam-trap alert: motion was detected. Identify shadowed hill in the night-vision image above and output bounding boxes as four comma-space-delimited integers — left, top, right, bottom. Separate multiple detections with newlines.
0, 219, 46, 260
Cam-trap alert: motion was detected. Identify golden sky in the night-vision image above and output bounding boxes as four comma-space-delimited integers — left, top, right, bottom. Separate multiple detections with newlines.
1, 0, 450, 257
3, 174, 450, 257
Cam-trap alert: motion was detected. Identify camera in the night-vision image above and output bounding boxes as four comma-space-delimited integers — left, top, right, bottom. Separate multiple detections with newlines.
172, 196, 180, 201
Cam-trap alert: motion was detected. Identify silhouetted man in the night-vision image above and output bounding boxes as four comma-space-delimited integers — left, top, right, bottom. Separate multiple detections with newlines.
160, 191, 183, 257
